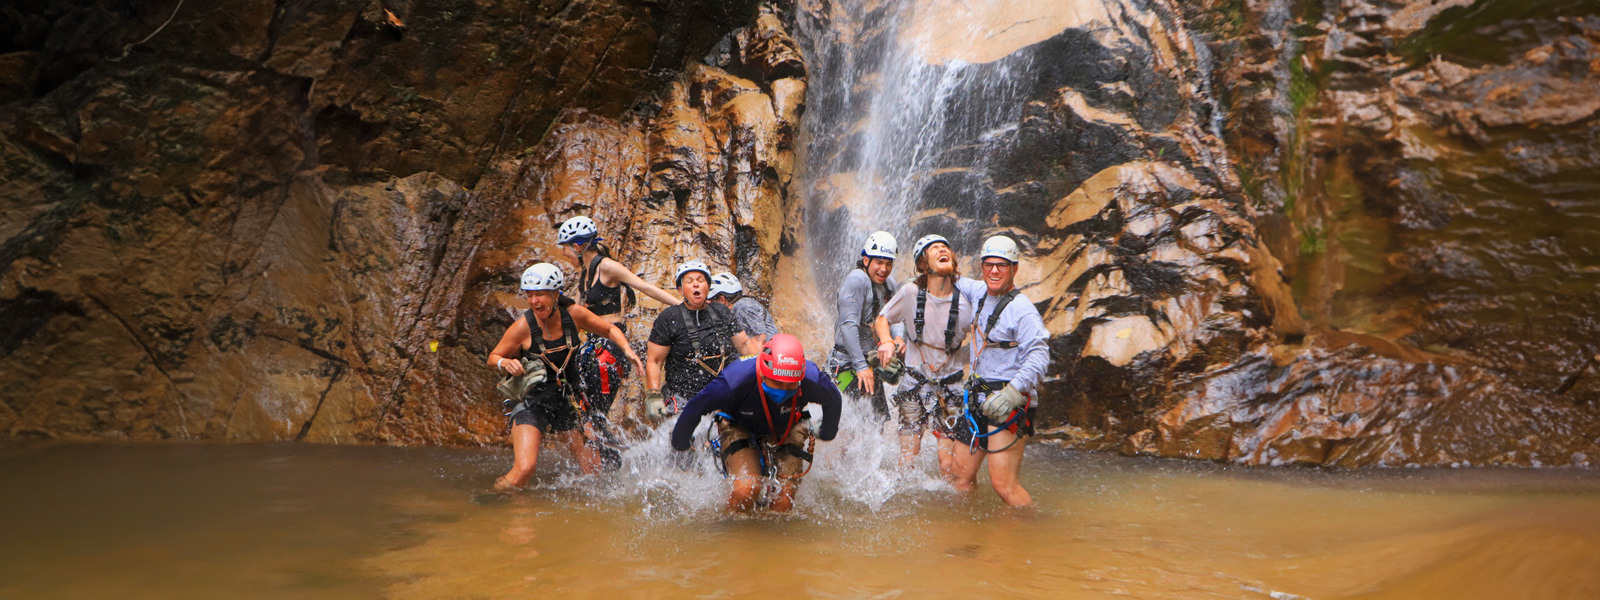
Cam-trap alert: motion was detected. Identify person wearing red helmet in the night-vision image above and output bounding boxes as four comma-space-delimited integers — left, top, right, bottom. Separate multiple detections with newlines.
671, 334, 843, 513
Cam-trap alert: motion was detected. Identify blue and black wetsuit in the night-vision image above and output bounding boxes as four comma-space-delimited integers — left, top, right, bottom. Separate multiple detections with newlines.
670, 358, 842, 452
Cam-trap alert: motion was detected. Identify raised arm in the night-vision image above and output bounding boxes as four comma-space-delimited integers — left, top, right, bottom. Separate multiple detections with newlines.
601, 258, 682, 307
570, 304, 645, 374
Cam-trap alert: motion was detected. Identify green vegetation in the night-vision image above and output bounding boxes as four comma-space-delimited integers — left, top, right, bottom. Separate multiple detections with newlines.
1297, 223, 1325, 256
1288, 55, 1316, 115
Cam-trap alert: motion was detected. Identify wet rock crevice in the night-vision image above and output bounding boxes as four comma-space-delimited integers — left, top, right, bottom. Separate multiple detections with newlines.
0, 0, 790, 444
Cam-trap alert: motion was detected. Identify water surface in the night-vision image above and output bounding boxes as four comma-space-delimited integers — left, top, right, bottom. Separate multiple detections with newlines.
2, 431, 1597, 599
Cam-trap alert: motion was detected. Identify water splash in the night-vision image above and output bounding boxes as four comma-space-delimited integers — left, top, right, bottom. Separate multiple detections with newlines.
527, 391, 959, 521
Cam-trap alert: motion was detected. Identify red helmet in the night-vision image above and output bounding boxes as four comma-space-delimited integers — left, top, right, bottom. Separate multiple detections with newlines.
757, 333, 806, 384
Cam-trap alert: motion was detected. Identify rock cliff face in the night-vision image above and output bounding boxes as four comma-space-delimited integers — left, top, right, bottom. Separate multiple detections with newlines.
1153, 0, 1600, 466
793, 0, 1307, 455
0, 0, 802, 443
5, 0, 1596, 468
792, 0, 1599, 467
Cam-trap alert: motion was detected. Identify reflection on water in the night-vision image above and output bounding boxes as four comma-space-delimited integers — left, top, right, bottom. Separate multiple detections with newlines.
3, 418, 1599, 599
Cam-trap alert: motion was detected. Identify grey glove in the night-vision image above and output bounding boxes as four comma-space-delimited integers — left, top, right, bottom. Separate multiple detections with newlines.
979, 384, 1027, 421
644, 389, 672, 421
495, 358, 548, 401
874, 356, 904, 385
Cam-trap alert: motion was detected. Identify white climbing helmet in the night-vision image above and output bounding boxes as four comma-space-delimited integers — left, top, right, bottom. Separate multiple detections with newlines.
912, 234, 950, 261
980, 235, 1021, 263
675, 260, 712, 287
861, 231, 898, 261
709, 272, 743, 299
520, 263, 565, 291
557, 216, 599, 245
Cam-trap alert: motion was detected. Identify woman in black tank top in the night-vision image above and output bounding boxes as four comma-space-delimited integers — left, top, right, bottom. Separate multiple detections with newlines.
556, 217, 684, 428
488, 263, 646, 491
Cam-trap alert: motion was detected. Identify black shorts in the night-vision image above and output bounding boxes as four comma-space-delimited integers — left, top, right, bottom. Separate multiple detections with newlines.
508, 391, 581, 434
949, 405, 1035, 451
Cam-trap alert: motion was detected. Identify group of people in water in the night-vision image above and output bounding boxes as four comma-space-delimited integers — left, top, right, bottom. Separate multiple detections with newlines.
487, 216, 1050, 511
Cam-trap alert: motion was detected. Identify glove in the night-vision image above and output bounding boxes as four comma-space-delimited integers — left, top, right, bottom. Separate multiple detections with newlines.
874, 357, 904, 385
494, 358, 548, 401
644, 389, 673, 421
979, 384, 1027, 421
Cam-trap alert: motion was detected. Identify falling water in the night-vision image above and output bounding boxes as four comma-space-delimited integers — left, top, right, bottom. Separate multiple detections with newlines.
795, 0, 1042, 291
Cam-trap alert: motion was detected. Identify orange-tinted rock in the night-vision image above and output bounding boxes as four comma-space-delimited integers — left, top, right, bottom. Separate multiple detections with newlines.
0, 0, 780, 444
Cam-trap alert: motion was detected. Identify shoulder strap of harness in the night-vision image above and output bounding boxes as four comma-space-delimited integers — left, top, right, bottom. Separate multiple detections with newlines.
914, 287, 926, 344
583, 254, 603, 296
866, 281, 882, 323
975, 289, 1020, 349
944, 288, 960, 352
558, 303, 578, 351
914, 285, 962, 353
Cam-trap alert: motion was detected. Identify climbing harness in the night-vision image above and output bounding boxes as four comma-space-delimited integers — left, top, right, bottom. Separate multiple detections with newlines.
684, 305, 730, 377
973, 289, 1020, 351
525, 302, 622, 468
525, 303, 580, 394
961, 378, 1029, 454
913, 286, 963, 353
710, 385, 814, 483
903, 369, 965, 431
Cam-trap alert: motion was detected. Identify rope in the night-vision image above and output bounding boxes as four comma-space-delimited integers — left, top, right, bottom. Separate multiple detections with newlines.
135, 0, 185, 47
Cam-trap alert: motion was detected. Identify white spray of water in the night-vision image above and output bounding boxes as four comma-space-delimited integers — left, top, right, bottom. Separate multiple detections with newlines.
523, 0, 1039, 520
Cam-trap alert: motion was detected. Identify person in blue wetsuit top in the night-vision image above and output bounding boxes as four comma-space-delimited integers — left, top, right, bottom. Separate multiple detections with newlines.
671, 334, 843, 513
951, 236, 1050, 507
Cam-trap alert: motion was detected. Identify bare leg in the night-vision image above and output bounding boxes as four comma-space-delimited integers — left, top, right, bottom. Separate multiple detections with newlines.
948, 437, 985, 492
496, 424, 543, 490
935, 436, 959, 483
725, 448, 762, 513
984, 428, 1032, 507
899, 431, 924, 467
566, 430, 602, 475
769, 480, 799, 513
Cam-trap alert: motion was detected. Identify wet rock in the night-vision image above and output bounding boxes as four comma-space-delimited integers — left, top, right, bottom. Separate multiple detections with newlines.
0, 0, 777, 444
1171, 0, 1600, 465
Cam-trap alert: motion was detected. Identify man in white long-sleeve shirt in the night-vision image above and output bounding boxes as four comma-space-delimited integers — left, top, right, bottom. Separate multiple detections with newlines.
952, 235, 1049, 507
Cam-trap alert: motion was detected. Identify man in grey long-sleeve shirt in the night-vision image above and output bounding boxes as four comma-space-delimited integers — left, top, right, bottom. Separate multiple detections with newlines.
951, 235, 1049, 507
828, 231, 902, 421
710, 272, 777, 357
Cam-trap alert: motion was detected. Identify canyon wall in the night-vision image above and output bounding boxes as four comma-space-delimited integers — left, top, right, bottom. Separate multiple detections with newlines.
0, 0, 803, 444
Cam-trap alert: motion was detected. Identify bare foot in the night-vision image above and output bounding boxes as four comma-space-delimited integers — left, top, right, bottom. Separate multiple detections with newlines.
493, 476, 521, 492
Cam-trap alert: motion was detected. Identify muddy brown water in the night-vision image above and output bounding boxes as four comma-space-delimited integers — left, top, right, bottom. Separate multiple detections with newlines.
2, 437, 1598, 599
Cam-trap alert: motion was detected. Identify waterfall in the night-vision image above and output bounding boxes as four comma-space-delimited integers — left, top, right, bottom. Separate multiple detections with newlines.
794, 0, 1042, 293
